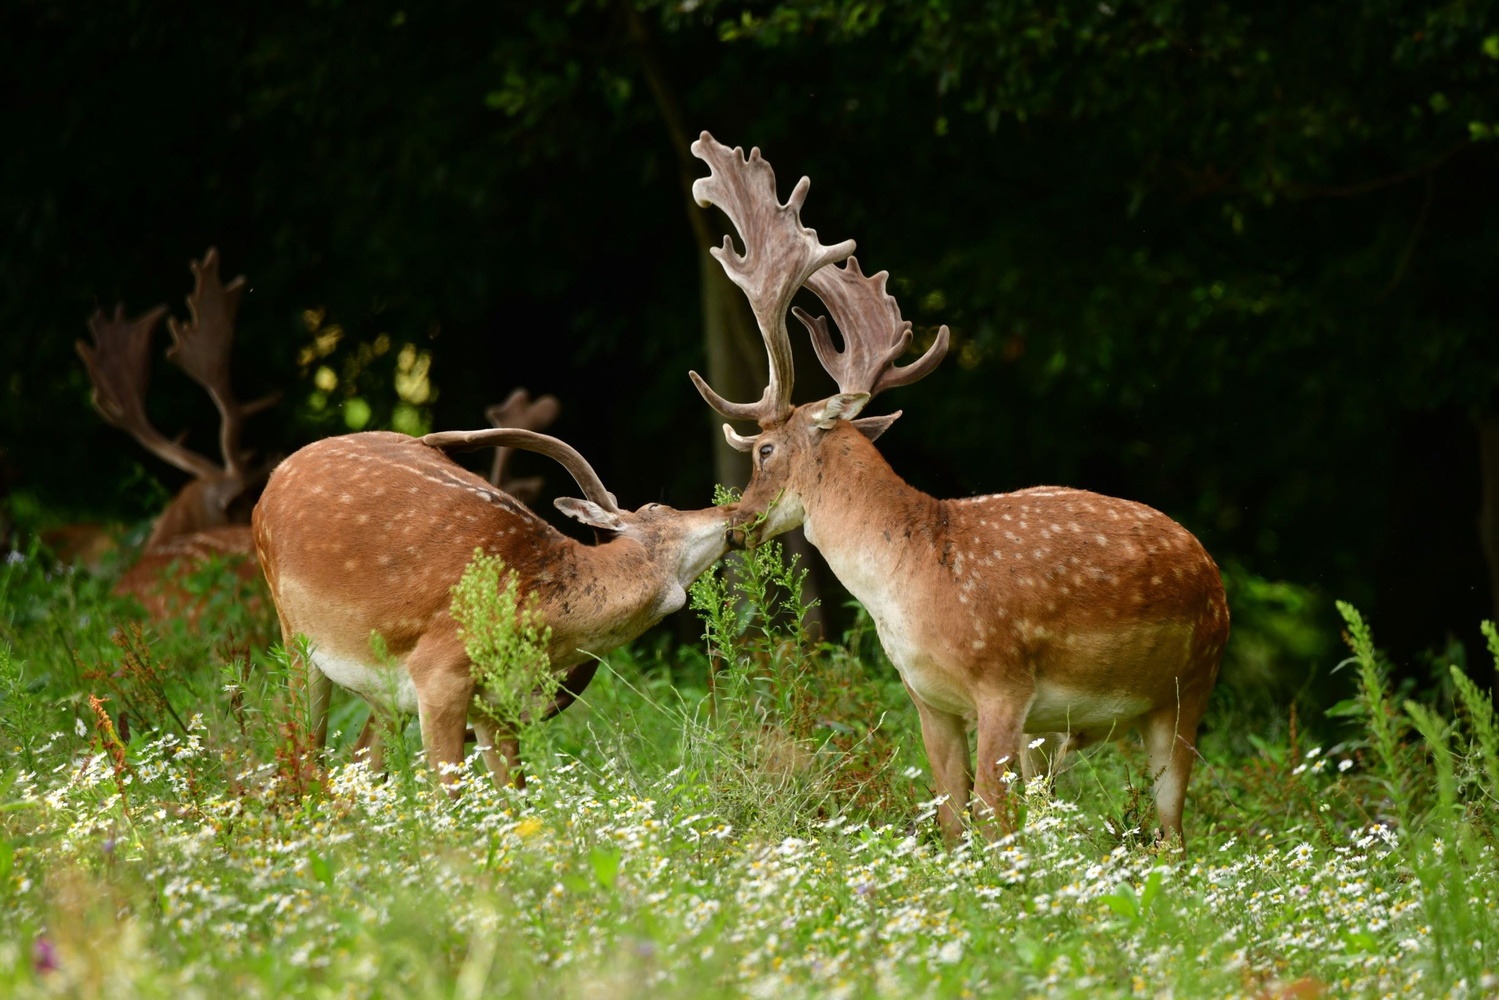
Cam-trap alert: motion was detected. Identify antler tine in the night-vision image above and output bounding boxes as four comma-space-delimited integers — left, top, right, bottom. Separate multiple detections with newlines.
484, 388, 561, 489
797, 256, 951, 399
164, 248, 252, 480
421, 427, 620, 513
688, 131, 856, 427
76, 305, 222, 481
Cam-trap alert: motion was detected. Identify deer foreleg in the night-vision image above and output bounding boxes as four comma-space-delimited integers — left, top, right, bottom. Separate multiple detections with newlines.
906, 681, 972, 839
973, 699, 1030, 837
407, 633, 475, 794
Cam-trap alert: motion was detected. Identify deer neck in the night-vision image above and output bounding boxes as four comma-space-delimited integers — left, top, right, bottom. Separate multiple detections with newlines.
538, 535, 684, 662
797, 427, 941, 609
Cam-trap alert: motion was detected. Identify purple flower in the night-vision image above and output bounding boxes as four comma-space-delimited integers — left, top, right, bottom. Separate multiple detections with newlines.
32, 937, 59, 975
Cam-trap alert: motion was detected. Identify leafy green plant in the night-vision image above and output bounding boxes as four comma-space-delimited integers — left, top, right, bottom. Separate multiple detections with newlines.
451, 549, 556, 735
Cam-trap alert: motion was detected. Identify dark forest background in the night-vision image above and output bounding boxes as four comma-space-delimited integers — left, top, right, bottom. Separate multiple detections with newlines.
3, 0, 1497, 692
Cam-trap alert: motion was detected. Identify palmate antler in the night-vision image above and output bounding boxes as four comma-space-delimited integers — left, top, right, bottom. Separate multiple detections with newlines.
798, 257, 950, 402
163, 248, 278, 484
690, 133, 949, 445
77, 248, 278, 542
687, 132, 855, 428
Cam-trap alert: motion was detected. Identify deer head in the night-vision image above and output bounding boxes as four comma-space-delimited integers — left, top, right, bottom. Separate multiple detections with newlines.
683, 134, 948, 544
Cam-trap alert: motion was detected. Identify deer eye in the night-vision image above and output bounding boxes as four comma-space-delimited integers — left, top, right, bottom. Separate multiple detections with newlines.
758, 443, 775, 461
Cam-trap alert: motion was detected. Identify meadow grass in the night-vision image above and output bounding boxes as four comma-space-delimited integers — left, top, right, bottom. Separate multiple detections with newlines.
1, 537, 1497, 998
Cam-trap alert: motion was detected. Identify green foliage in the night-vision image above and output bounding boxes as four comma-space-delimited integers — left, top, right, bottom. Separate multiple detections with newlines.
450, 549, 556, 733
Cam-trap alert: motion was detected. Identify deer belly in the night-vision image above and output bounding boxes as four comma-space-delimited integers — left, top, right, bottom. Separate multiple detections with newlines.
311, 649, 419, 714
1023, 681, 1151, 734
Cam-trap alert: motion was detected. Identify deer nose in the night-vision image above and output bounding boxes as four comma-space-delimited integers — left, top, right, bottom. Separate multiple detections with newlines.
724, 507, 757, 550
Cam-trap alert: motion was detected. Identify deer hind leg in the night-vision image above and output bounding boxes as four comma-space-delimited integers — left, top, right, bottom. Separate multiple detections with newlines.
406, 632, 475, 794
905, 681, 972, 839
1143, 698, 1207, 851
471, 716, 524, 790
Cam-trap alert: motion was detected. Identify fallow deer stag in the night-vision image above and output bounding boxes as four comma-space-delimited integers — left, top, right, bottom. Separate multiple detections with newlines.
689, 132, 1229, 846
76, 248, 277, 620
252, 428, 735, 788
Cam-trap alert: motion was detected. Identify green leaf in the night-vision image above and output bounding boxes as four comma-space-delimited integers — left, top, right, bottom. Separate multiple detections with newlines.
590, 845, 621, 891
0, 838, 13, 888
308, 850, 334, 887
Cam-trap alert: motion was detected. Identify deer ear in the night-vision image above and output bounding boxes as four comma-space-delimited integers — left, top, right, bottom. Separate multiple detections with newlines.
850, 410, 901, 441
811, 392, 871, 430
554, 497, 627, 532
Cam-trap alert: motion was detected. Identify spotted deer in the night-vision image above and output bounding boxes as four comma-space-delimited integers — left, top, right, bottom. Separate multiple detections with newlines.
76, 248, 277, 620
689, 133, 1229, 845
252, 427, 735, 788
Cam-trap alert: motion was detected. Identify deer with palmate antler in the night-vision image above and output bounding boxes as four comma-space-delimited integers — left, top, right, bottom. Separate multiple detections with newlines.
75, 248, 277, 621
689, 133, 1228, 847
252, 427, 735, 789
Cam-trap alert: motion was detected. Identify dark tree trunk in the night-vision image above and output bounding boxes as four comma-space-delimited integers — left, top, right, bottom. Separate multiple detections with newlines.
623, 1, 826, 642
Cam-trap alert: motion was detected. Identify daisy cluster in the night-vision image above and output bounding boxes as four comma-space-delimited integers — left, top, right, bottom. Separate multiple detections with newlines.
4, 719, 1496, 998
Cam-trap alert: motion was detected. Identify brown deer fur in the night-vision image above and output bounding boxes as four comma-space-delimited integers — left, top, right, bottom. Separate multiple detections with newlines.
253, 430, 733, 788
730, 409, 1227, 842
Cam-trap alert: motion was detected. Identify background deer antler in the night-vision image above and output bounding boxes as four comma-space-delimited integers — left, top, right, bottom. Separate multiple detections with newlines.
77, 305, 221, 481
77, 248, 278, 548
164, 248, 279, 483
485, 388, 561, 499
687, 132, 855, 427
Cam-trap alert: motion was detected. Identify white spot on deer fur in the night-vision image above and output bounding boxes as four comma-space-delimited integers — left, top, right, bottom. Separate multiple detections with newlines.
1019, 520, 1029, 529
1095, 534, 1109, 546
343, 559, 358, 571
992, 550, 1003, 560
1020, 577, 1035, 587
1069, 522, 1081, 533
1151, 575, 1163, 586
1032, 549, 1044, 559
958, 593, 969, 604
972, 640, 986, 650
1049, 524, 1061, 533
1002, 514, 1012, 521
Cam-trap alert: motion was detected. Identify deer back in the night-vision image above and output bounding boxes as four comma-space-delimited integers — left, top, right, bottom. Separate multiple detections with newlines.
253, 432, 680, 671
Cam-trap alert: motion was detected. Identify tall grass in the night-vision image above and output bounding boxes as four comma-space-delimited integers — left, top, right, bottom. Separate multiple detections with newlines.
1, 531, 1498, 997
